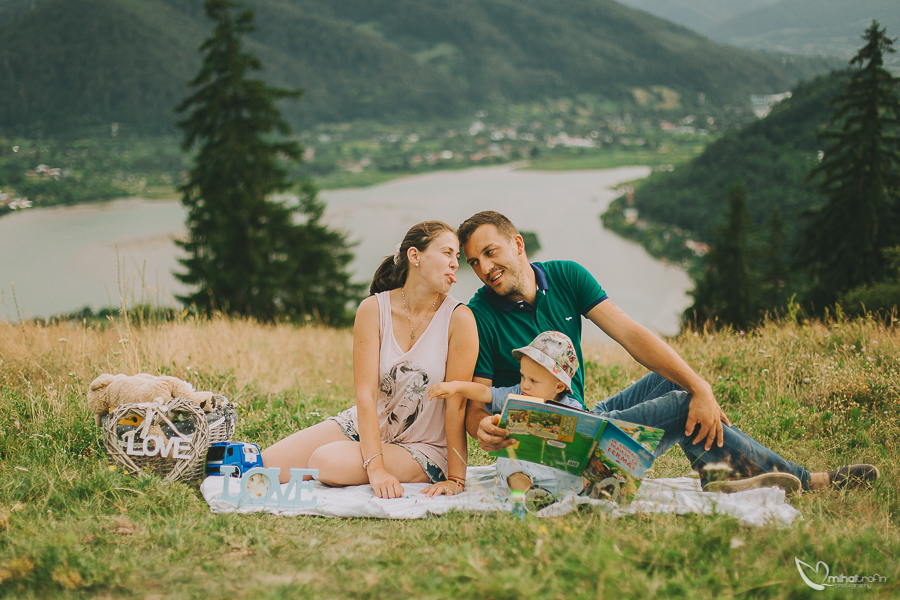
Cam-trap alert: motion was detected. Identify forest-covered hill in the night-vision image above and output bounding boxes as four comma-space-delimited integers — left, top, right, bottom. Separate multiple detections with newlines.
0, 0, 838, 135
628, 70, 850, 245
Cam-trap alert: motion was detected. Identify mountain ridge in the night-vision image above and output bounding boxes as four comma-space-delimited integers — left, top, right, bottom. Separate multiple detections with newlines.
711, 0, 900, 61
0, 0, 839, 135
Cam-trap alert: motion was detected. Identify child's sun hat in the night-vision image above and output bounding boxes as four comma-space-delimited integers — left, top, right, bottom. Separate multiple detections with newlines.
511, 331, 579, 391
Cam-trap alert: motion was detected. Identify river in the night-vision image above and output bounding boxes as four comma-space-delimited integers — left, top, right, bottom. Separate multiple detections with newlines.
0, 164, 692, 340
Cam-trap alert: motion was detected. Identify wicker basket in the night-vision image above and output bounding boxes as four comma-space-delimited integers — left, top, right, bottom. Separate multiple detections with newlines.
102, 397, 237, 482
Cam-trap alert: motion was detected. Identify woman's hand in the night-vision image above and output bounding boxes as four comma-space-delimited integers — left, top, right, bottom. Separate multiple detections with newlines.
368, 467, 405, 499
421, 479, 466, 497
428, 382, 457, 401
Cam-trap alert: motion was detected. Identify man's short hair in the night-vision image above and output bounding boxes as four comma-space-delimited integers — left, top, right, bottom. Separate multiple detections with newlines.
457, 211, 519, 247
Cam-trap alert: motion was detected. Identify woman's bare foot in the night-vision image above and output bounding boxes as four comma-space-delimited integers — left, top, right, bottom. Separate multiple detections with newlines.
506, 471, 533, 492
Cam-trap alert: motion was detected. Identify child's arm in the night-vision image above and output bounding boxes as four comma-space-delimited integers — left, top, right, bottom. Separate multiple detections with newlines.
429, 380, 492, 404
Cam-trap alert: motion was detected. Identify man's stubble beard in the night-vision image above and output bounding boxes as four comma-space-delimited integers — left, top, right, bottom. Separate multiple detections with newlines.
499, 258, 527, 299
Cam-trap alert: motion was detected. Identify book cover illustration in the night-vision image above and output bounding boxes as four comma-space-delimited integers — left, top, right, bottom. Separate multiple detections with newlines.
489, 394, 662, 503
605, 418, 665, 453
490, 394, 603, 475
583, 420, 657, 502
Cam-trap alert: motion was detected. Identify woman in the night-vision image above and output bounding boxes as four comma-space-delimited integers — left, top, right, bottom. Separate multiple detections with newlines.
262, 221, 478, 498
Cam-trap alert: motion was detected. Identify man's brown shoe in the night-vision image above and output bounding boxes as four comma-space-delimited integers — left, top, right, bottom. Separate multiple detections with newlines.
828, 465, 879, 489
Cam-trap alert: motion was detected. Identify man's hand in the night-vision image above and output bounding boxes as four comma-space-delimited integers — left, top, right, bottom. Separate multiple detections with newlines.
477, 414, 515, 452
685, 386, 732, 450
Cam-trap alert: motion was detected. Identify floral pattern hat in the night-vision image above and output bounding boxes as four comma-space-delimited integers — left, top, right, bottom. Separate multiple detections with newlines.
511, 331, 579, 391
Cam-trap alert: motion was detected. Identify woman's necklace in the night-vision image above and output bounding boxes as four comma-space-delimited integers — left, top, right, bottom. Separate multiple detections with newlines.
400, 288, 438, 340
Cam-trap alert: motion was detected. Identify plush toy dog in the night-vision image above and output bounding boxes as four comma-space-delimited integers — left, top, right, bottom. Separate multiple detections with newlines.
87, 373, 221, 426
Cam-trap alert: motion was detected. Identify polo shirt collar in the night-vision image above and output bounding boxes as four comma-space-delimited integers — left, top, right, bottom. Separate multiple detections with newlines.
485, 263, 549, 311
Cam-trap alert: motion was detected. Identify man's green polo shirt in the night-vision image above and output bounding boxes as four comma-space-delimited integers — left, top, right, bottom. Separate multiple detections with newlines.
468, 261, 608, 408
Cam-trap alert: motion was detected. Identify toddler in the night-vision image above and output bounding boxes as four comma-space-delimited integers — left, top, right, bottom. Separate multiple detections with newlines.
429, 331, 584, 510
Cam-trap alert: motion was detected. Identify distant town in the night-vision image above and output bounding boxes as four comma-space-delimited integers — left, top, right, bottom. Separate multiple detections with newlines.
0, 91, 787, 216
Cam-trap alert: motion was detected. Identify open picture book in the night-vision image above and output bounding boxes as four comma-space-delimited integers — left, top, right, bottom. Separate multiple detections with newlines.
488, 394, 665, 501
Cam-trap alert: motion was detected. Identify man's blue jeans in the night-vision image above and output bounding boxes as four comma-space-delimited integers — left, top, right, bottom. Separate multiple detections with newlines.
589, 373, 811, 490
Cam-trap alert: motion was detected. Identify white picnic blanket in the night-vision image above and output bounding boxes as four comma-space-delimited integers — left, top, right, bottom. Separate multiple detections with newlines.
200, 466, 802, 527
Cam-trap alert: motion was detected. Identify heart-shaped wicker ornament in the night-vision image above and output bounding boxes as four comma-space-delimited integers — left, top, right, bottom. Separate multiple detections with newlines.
103, 397, 236, 482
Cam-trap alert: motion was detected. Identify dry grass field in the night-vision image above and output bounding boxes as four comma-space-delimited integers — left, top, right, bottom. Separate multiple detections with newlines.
1, 312, 898, 598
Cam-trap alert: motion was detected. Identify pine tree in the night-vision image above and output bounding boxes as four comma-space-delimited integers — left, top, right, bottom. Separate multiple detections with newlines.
685, 180, 755, 329
174, 0, 359, 324
800, 21, 900, 308
841, 246, 900, 317
761, 206, 788, 311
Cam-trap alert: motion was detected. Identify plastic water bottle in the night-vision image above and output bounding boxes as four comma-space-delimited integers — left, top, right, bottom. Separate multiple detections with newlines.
511, 490, 526, 521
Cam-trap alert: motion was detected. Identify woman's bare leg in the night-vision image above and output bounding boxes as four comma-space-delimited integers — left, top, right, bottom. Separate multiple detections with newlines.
309, 441, 430, 487
262, 421, 431, 487
261, 420, 349, 483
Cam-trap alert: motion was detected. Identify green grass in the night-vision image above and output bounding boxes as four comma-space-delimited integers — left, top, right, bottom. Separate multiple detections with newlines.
527, 144, 707, 171
1, 315, 899, 598
312, 169, 411, 190
312, 144, 710, 191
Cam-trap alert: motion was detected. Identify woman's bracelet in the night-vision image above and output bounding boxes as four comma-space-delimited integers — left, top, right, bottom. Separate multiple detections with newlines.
362, 452, 383, 470
447, 476, 466, 488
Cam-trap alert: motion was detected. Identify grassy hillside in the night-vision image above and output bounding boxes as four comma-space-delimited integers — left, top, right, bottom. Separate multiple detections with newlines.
0, 0, 839, 135
0, 314, 897, 597
623, 71, 849, 246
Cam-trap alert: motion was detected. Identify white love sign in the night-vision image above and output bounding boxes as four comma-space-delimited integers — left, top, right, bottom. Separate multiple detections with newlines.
122, 429, 192, 459
217, 467, 318, 509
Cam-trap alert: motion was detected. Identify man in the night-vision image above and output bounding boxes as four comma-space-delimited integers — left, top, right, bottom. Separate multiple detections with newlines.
458, 210, 877, 493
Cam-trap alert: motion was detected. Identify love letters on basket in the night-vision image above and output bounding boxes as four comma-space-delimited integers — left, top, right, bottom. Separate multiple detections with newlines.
102, 398, 237, 482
